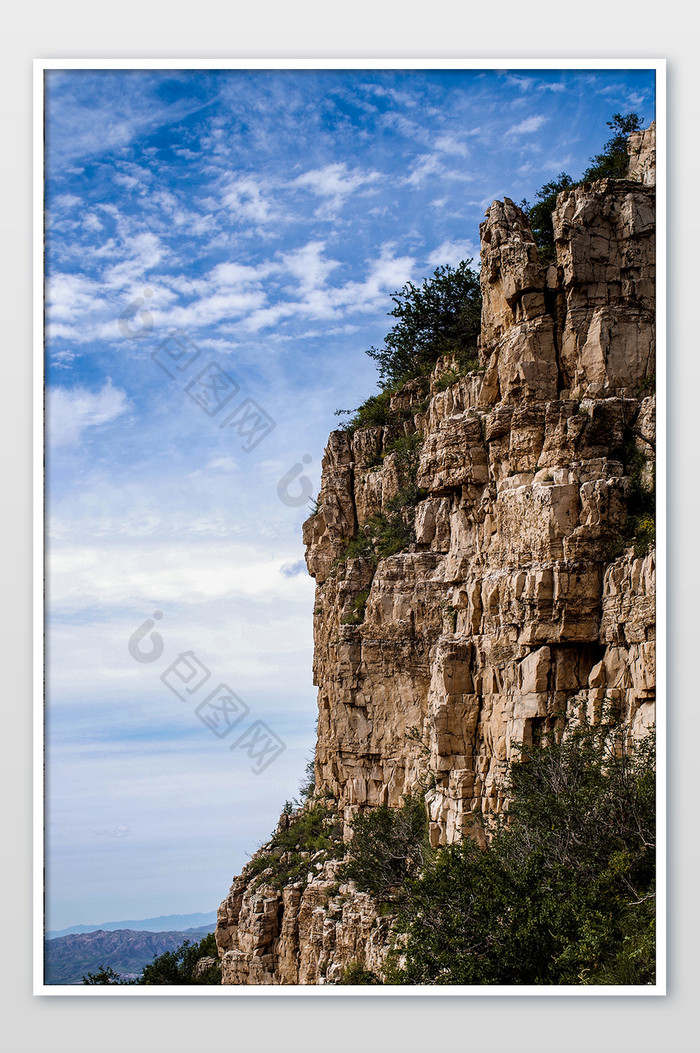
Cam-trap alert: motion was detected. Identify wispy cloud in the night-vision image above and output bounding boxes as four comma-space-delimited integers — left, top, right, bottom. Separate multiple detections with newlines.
48, 379, 130, 448
434, 133, 470, 157
293, 162, 380, 217
507, 114, 547, 135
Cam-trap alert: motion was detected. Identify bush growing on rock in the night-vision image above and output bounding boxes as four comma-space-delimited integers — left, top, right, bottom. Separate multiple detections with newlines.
343, 794, 430, 900
246, 800, 344, 892
522, 112, 643, 265
582, 112, 644, 182
366, 261, 482, 389
336, 959, 382, 985
388, 720, 655, 985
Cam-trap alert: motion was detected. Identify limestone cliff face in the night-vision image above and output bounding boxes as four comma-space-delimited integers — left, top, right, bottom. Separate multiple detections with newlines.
216, 126, 656, 985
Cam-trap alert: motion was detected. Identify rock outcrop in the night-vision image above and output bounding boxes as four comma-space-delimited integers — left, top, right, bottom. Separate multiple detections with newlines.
217, 125, 656, 985
627, 120, 656, 186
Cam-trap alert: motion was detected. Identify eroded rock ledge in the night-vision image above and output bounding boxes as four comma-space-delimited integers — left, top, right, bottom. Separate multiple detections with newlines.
216, 125, 656, 986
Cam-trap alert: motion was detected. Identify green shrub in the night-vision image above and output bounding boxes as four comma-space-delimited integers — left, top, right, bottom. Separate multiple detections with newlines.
136, 932, 221, 986
522, 113, 644, 265
296, 756, 316, 805
336, 959, 382, 985
381, 430, 423, 469
366, 261, 482, 389
341, 588, 371, 626
335, 430, 426, 568
335, 389, 395, 433
385, 483, 427, 515
521, 173, 575, 267
388, 721, 655, 985
337, 509, 415, 567
434, 367, 461, 391
82, 934, 222, 986
82, 965, 125, 985
619, 433, 655, 556
248, 801, 344, 891
582, 112, 643, 182
343, 794, 430, 900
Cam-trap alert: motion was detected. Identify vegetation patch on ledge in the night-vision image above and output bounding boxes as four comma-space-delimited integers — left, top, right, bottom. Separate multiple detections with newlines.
521, 112, 644, 266
335, 259, 482, 435
338, 715, 655, 986
246, 799, 344, 892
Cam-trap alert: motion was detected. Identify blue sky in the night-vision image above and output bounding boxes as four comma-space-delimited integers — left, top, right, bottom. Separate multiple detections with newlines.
44, 66, 655, 931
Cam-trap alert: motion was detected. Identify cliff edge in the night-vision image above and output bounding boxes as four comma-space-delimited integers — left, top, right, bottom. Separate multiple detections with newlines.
216, 125, 656, 985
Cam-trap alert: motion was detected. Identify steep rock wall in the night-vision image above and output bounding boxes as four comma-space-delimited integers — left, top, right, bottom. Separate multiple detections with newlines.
217, 126, 656, 985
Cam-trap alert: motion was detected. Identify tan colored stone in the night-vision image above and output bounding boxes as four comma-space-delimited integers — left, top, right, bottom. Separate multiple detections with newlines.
218, 124, 656, 986
627, 121, 656, 186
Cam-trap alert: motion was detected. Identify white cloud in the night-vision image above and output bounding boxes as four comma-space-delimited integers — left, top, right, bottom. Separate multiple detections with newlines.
208, 260, 272, 287
113, 172, 141, 190
293, 163, 380, 217
48, 540, 313, 610
83, 213, 103, 233
434, 133, 470, 157
48, 379, 130, 448
403, 153, 443, 187
46, 272, 102, 324
403, 152, 473, 189
223, 177, 276, 223
507, 114, 547, 135
50, 348, 78, 370
241, 242, 414, 333
165, 288, 267, 331
102, 232, 164, 290
427, 239, 479, 268
205, 456, 237, 472
54, 193, 81, 209
278, 240, 340, 294
504, 74, 533, 93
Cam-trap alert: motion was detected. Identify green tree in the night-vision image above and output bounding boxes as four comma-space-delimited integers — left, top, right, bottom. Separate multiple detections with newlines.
336, 960, 382, 984
522, 172, 575, 266
136, 932, 221, 986
523, 113, 644, 264
343, 794, 430, 899
82, 965, 126, 985
366, 261, 482, 389
388, 720, 655, 985
582, 112, 643, 182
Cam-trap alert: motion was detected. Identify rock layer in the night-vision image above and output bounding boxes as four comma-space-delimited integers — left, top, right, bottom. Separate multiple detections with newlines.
217, 125, 656, 985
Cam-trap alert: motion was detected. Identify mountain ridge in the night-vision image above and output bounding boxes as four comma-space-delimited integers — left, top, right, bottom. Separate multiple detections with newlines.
45, 924, 216, 985
46, 910, 217, 940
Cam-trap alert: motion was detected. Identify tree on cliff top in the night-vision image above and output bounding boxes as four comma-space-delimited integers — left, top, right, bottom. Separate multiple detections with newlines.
524, 172, 576, 267
523, 112, 644, 265
365, 260, 482, 389
582, 112, 644, 182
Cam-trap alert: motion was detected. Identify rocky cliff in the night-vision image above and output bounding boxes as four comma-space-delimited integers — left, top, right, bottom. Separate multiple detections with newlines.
216, 125, 656, 985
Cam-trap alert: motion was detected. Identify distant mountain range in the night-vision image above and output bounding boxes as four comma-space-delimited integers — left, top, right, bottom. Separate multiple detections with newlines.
47, 911, 218, 939
45, 924, 216, 985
